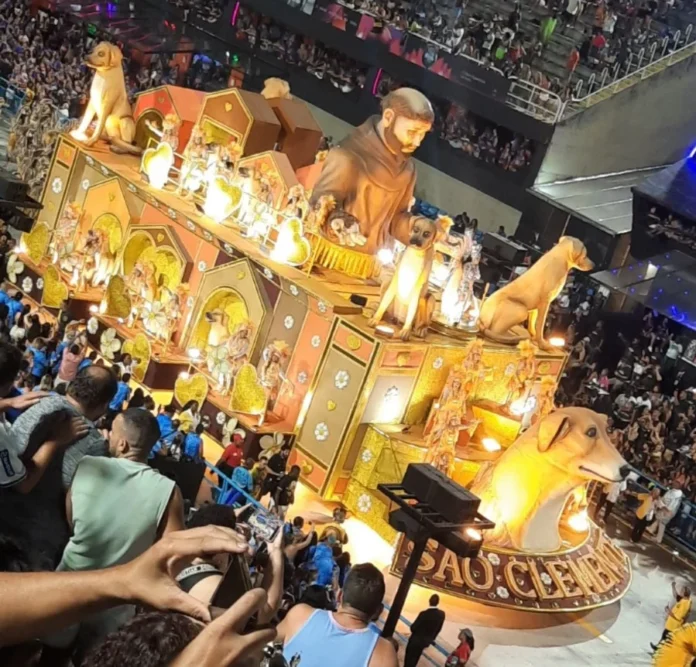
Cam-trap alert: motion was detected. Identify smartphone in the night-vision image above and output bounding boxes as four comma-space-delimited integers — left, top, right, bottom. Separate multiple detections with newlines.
211, 553, 252, 609
239, 505, 282, 544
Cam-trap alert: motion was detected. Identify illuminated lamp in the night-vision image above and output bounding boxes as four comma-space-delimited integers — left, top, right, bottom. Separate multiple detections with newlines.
203, 177, 242, 224
270, 218, 311, 266
188, 348, 201, 360
141, 143, 173, 190
549, 336, 565, 348
567, 509, 589, 533
482, 437, 501, 452
178, 371, 190, 380
377, 248, 394, 265
89, 304, 99, 314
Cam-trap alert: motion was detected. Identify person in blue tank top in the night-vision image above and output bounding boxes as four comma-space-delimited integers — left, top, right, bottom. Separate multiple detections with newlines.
182, 424, 204, 463
278, 563, 398, 667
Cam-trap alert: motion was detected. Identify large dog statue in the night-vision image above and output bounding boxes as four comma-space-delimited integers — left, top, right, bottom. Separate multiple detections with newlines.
470, 407, 628, 553
70, 42, 141, 154
478, 236, 593, 350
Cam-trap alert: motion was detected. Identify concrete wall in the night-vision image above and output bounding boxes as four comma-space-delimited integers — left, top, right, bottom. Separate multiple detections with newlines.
307, 103, 521, 234
537, 54, 696, 184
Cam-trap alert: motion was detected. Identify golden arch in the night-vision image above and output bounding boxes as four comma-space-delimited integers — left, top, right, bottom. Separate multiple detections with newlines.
93, 213, 123, 255
190, 287, 250, 351
122, 231, 154, 277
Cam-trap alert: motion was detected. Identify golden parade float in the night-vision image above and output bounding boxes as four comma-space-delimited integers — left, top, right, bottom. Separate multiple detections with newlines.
8, 45, 631, 615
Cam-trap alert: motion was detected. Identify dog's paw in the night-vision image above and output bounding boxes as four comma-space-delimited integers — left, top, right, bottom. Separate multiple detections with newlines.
367, 317, 379, 328
399, 327, 412, 341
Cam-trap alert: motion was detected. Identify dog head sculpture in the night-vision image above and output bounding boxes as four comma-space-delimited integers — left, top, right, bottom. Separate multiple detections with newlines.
471, 406, 628, 552
558, 236, 595, 272
85, 42, 123, 71
408, 215, 452, 251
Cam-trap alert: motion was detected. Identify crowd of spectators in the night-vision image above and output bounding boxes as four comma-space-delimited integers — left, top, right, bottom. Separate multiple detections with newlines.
647, 206, 696, 251
548, 278, 696, 545
168, 0, 226, 25
235, 7, 369, 94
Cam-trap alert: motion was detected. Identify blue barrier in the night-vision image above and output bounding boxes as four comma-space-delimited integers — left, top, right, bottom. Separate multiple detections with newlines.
203, 460, 266, 511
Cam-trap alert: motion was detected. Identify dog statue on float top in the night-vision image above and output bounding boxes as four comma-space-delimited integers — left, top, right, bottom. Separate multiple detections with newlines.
368, 216, 452, 341
470, 407, 628, 553
70, 42, 141, 154
478, 236, 593, 350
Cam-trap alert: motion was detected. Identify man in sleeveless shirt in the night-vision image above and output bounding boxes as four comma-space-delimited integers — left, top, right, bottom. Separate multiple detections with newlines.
277, 563, 398, 667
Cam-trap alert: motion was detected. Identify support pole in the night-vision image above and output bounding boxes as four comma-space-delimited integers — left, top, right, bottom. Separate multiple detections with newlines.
381, 536, 428, 638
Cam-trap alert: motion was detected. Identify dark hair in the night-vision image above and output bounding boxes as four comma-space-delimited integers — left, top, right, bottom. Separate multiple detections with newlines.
70, 344, 80, 355
128, 387, 145, 408
122, 372, 131, 383
82, 612, 202, 667
0, 341, 22, 385
164, 403, 176, 415
118, 408, 161, 455
429, 594, 440, 606
182, 399, 199, 412
54, 383, 67, 396
342, 563, 385, 618
187, 503, 237, 530
68, 366, 118, 414
195, 423, 204, 434
143, 396, 156, 410
293, 516, 305, 528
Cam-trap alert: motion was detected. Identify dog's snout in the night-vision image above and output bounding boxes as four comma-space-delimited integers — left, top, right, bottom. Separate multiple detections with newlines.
619, 464, 631, 479
410, 236, 422, 247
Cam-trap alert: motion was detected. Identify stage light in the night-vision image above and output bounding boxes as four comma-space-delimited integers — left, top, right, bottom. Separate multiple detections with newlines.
179, 371, 190, 380
482, 437, 501, 452
689, 144, 696, 159
549, 336, 565, 347
188, 348, 201, 360
465, 527, 482, 541
89, 304, 98, 314
567, 510, 589, 533
377, 248, 394, 265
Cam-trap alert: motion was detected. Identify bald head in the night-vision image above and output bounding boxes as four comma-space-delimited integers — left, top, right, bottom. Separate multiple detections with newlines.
68, 365, 118, 421
380, 88, 434, 124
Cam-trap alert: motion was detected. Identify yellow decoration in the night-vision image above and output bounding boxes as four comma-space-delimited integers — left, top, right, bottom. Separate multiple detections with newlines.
270, 217, 311, 266
396, 352, 410, 367
141, 142, 174, 190
300, 461, 314, 475
41, 265, 68, 308
203, 176, 242, 223
93, 213, 123, 255
122, 232, 154, 277
230, 363, 266, 415
108, 193, 116, 202
346, 334, 362, 351
174, 373, 209, 409
105, 276, 133, 319
236, 271, 246, 280
47, 202, 55, 212
156, 233, 165, 242
122, 334, 151, 382
190, 288, 249, 352
327, 400, 337, 411
21, 222, 50, 264
225, 102, 233, 112
312, 236, 376, 279
138, 246, 183, 291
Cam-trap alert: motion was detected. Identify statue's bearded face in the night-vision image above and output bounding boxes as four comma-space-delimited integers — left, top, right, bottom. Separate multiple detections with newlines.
384, 115, 432, 155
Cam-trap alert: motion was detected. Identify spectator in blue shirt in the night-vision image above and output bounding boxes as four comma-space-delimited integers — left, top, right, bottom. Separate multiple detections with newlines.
0, 287, 9, 306
183, 423, 204, 463
27, 339, 49, 381
78, 352, 97, 371
107, 372, 131, 420
7, 293, 23, 326
222, 458, 255, 506
156, 404, 177, 441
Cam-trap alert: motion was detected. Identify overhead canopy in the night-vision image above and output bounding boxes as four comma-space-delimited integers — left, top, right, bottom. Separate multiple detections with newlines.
632, 158, 696, 225
591, 250, 696, 331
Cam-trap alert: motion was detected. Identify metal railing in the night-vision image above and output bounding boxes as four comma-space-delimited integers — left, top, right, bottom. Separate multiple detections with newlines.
563, 25, 696, 119
506, 78, 565, 124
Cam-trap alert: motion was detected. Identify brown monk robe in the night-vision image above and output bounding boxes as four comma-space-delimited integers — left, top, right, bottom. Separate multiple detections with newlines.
311, 88, 434, 255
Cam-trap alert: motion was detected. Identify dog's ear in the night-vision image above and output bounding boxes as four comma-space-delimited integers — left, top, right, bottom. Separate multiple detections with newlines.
558, 236, 586, 262
107, 43, 123, 69
538, 412, 571, 452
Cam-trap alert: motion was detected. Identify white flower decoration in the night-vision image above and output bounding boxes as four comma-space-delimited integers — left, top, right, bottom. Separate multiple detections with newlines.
7, 254, 25, 283
361, 449, 373, 464
263, 267, 273, 280
127, 183, 137, 193
100, 328, 121, 360
290, 284, 299, 297
433, 356, 444, 370
85, 156, 94, 166
142, 300, 168, 337
100, 166, 109, 176
284, 315, 294, 330
51, 177, 63, 194
540, 573, 553, 586
314, 422, 329, 441
297, 371, 308, 384
198, 260, 208, 272
311, 335, 321, 349
318, 301, 328, 313
186, 296, 195, 308
151, 198, 160, 208
81, 179, 90, 190
591, 593, 601, 604
168, 208, 177, 220
207, 345, 232, 380
36, 278, 44, 290
487, 552, 501, 566
87, 317, 99, 335
496, 586, 510, 600
224, 243, 234, 254
216, 411, 227, 426
335, 370, 350, 390
203, 230, 213, 241
186, 220, 196, 231
504, 363, 516, 377
357, 494, 372, 513
21, 277, 33, 292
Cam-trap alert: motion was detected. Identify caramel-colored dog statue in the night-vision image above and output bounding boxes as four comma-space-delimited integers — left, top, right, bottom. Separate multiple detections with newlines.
478, 236, 593, 349
470, 407, 628, 553
368, 216, 451, 340
70, 42, 141, 154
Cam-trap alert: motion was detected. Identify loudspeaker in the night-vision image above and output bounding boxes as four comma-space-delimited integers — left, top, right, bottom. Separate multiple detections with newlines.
402, 463, 480, 524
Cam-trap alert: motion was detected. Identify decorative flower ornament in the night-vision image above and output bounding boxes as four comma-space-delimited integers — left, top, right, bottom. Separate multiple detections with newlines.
142, 300, 168, 337
357, 494, 372, 513
284, 315, 294, 330
334, 370, 350, 389
311, 335, 321, 348
433, 356, 444, 369
87, 317, 99, 335
207, 345, 232, 380
314, 422, 329, 441
100, 328, 121, 360
21, 277, 33, 293
51, 177, 63, 194
7, 254, 24, 283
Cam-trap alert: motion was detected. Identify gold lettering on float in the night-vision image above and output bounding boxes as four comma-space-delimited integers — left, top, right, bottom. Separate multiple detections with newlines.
579, 554, 616, 593
462, 557, 494, 592
597, 536, 628, 576
528, 560, 564, 600
566, 558, 598, 597
504, 561, 537, 599
545, 560, 582, 598
433, 549, 464, 586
